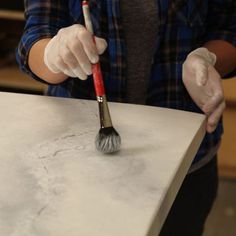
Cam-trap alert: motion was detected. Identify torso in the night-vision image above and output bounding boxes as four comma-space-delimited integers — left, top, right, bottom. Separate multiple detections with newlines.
120, 0, 159, 104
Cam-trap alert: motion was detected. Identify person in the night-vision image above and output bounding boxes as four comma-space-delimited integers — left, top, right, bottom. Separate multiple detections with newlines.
16, 0, 236, 235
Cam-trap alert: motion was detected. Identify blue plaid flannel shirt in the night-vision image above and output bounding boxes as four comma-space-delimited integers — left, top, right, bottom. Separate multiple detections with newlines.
16, 0, 236, 166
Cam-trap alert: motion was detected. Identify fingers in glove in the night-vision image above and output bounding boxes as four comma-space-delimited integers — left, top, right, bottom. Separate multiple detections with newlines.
54, 55, 70, 73
46, 61, 61, 74
71, 65, 87, 80
63, 66, 87, 80
94, 37, 107, 55
202, 90, 224, 115
207, 66, 223, 94
202, 67, 224, 115
76, 27, 99, 63
59, 35, 89, 79
44, 37, 63, 73
195, 59, 209, 86
63, 69, 77, 78
68, 39, 92, 75
59, 45, 80, 70
56, 56, 87, 80
206, 101, 226, 133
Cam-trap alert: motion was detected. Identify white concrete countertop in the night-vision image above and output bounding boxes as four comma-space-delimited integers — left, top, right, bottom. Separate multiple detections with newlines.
0, 92, 206, 236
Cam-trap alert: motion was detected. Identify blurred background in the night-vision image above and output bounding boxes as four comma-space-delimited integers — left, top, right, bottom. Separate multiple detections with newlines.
0, 0, 46, 95
0, 1, 235, 235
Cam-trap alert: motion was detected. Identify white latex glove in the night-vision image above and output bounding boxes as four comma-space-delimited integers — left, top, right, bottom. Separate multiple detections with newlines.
44, 24, 107, 80
183, 47, 226, 133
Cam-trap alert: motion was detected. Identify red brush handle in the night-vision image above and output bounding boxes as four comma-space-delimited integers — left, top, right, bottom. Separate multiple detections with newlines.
82, 1, 105, 97
92, 63, 105, 96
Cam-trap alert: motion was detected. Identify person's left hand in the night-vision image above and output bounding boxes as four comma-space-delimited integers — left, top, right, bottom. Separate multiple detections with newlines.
182, 48, 226, 133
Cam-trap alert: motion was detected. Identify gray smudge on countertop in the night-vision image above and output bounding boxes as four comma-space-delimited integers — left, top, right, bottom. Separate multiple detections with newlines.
0, 125, 160, 235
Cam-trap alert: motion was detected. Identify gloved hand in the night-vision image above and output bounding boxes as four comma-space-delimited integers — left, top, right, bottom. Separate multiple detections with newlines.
44, 24, 107, 80
183, 47, 226, 133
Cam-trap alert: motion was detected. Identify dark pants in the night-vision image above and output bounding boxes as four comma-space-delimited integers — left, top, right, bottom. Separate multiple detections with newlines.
159, 157, 218, 236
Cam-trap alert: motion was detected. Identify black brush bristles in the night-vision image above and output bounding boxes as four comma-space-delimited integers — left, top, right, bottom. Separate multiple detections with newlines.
95, 127, 121, 154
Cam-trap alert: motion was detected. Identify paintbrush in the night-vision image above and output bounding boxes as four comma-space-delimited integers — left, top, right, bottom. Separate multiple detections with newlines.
82, 0, 121, 154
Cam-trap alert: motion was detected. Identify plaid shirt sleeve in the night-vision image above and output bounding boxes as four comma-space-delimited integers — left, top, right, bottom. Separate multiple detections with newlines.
16, 0, 71, 83
205, 0, 236, 46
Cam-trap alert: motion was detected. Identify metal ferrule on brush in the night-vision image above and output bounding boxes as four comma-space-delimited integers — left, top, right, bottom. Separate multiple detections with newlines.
97, 95, 113, 128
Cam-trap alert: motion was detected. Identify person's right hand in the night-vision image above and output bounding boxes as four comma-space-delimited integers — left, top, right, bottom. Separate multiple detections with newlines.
44, 24, 107, 80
